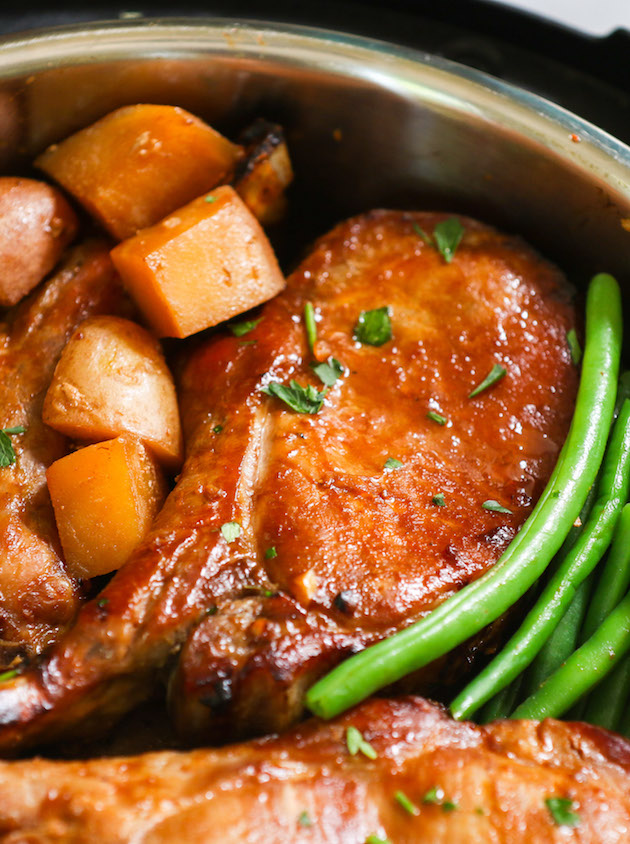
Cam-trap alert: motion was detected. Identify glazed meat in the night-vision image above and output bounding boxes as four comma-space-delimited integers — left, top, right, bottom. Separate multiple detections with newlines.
0, 697, 629, 843
0, 242, 125, 668
0, 211, 577, 752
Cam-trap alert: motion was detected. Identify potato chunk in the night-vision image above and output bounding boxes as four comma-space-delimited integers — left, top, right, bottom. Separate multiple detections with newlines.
35, 104, 242, 240
0, 177, 78, 306
42, 316, 182, 468
233, 119, 294, 225
110, 185, 286, 338
46, 436, 167, 579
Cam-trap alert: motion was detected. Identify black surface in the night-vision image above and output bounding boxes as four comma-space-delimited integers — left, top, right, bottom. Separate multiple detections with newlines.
1, 0, 629, 144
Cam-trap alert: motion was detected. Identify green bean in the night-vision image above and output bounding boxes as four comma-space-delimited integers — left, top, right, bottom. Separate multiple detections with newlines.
478, 676, 523, 723
582, 654, 630, 731
582, 503, 630, 642
512, 589, 630, 720
305, 274, 622, 720
613, 370, 630, 419
451, 399, 630, 719
522, 576, 594, 697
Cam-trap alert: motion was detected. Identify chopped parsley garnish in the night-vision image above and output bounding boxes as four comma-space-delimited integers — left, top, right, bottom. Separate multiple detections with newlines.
204, 194, 217, 203
422, 787, 458, 812
354, 307, 392, 346
566, 328, 582, 365
422, 787, 443, 805
426, 410, 447, 426
482, 499, 513, 515
298, 810, 312, 828
213, 424, 223, 434
412, 217, 465, 263
265, 546, 278, 559
468, 364, 507, 398
346, 726, 377, 760
432, 493, 446, 507
304, 301, 317, 352
230, 317, 262, 337
395, 790, 420, 816
262, 380, 326, 414
384, 458, 403, 470
311, 357, 344, 387
96, 598, 109, 608
434, 217, 465, 263
206, 605, 218, 616
545, 797, 580, 827
0, 425, 25, 467
220, 521, 241, 543
0, 668, 18, 683
365, 836, 391, 844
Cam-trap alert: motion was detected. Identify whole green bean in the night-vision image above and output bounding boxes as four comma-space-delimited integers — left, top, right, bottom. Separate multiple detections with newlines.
306, 274, 622, 720
512, 589, 630, 720
451, 399, 630, 720
582, 503, 630, 641
583, 653, 630, 731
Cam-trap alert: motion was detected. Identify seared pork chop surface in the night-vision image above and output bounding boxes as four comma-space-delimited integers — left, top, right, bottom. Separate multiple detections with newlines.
0, 212, 577, 753
0, 697, 628, 843
0, 243, 125, 668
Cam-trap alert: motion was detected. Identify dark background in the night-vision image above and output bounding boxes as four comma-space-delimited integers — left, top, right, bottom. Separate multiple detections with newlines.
1, 0, 629, 145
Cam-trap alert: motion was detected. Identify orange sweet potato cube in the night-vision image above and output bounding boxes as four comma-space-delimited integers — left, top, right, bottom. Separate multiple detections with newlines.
110, 185, 286, 338
46, 436, 167, 579
35, 104, 242, 240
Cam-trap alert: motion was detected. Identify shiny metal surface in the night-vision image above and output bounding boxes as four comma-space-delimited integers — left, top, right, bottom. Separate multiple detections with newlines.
0, 18, 628, 280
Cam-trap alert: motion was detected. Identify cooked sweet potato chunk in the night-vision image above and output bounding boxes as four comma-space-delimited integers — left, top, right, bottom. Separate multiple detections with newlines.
110, 185, 286, 338
35, 104, 242, 240
46, 436, 167, 580
0, 177, 78, 306
42, 315, 183, 469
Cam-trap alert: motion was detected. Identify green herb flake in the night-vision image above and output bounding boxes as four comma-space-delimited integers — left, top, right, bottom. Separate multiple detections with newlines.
304, 301, 317, 352
442, 800, 458, 813
412, 221, 433, 246
365, 836, 391, 844
96, 598, 109, 609
262, 380, 327, 414
311, 357, 344, 387
213, 424, 223, 434
422, 787, 443, 805
0, 426, 25, 468
220, 521, 241, 543
346, 726, 377, 760
395, 790, 420, 816
566, 328, 582, 365
265, 546, 278, 559
384, 458, 403, 471
432, 493, 446, 507
0, 669, 18, 683
475, 806, 486, 816
545, 797, 580, 828
298, 810, 312, 828
433, 217, 465, 263
206, 606, 218, 616
482, 499, 513, 515
468, 364, 507, 398
204, 194, 217, 203
426, 410, 447, 426
230, 317, 262, 337
354, 307, 392, 347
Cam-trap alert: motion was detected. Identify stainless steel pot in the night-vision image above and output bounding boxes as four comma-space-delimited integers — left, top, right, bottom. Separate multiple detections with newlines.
0, 18, 628, 281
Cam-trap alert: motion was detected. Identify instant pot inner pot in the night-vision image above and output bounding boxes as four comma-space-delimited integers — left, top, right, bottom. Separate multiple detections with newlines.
0, 24, 628, 287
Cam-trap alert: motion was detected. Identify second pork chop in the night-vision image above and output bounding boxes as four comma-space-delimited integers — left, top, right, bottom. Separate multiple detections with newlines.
0, 211, 577, 752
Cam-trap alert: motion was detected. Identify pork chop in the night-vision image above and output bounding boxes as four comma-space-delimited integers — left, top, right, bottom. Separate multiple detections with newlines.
0, 211, 577, 752
0, 697, 628, 842
0, 242, 125, 669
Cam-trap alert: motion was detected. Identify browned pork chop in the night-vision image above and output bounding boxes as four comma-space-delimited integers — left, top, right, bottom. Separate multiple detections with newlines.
0, 242, 125, 668
0, 212, 577, 752
0, 697, 629, 843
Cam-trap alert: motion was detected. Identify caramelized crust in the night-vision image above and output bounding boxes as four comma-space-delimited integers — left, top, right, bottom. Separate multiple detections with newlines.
0, 698, 629, 843
0, 212, 577, 752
